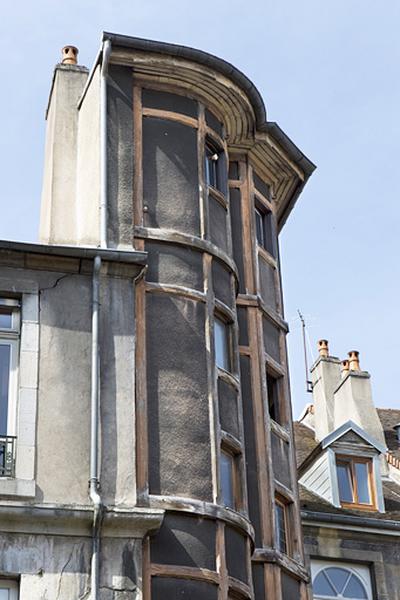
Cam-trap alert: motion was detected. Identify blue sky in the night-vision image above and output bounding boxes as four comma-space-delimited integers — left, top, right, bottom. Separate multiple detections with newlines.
1, 1, 399, 417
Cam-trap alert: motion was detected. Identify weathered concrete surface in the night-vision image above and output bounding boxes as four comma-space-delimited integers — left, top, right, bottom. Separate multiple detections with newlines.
0, 532, 142, 599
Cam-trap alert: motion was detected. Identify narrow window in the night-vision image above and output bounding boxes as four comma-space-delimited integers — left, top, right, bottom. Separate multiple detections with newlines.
0, 299, 19, 478
336, 456, 374, 508
220, 448, 240, 510
267, 371, 282, 424
220, 450, 235, 508
214, 317, 231, 372
255, 202, 274, 256
275, 498, 289, 554
205, 139, 226, 193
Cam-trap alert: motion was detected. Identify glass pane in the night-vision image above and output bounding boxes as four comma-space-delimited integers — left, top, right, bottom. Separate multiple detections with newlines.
205, 146, 218, 188
355, 462, 371, 504
220, 451, 234, 508
0, 344, 11, 434
0, 590, 10, 600
337, 462, 354, 503
214, 318, 230, 371
0, 311, 12, 329
325, 567, 350, 593
313, 571, 337, 595
255, 209, 264, 247
343, 574, 368, 598
267, 373, 280, 423
275, 503, 287, 554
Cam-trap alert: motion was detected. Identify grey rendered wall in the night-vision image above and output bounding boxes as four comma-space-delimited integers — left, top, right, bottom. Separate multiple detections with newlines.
107, 65, 135, 248
75, 65, 101, 246
34, 266, 136, 507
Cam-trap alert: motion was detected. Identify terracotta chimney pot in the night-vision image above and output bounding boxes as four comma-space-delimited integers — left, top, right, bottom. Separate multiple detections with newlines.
61, 46, 79, 65
348, 350, 360, 371
318, 339, 329, 358
341, 359, 350, 378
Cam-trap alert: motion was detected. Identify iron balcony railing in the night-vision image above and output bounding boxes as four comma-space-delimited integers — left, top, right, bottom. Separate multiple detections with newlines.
0, 436, 16, 477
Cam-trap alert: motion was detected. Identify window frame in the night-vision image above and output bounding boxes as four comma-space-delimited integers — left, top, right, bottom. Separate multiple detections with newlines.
219, 444, 241, 511
311, 561, 373, 600
0, 579, 19, 599
266, 368, 284, 425
254, 199, 275, 257
214, 315, 233, 374
0, 299, 20, 438
274, 496, 291, 556
204, 137, 226, 195
335, 454, 377, 510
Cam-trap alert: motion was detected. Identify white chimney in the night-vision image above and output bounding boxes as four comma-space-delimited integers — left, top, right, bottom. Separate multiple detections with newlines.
310, 340, 341, 441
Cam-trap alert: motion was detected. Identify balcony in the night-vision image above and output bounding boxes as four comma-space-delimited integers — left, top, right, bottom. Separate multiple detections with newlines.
0, 436, 16, 477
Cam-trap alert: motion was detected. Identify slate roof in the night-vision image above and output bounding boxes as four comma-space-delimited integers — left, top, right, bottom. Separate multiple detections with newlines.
294, 408, 400, 522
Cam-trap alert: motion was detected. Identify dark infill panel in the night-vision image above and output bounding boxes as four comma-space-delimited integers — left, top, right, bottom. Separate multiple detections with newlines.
150, 513, 216, 570
237, 307, 248, 346
263, 317, 280, 363
143, 117, 200, 235
271, 431, 291, 489
240, 355, 262, 547
107, 65, 134, 247
225, 526, 248, 583
147, 294, 212, 500
252, 563, 265, 600
229, 188, 245, 293
145, 242, 204, 291
212, 259, 233, 308
205, 108, 224, 137
152, 577, 218, 600
209, 196, 228, 253
218, 379, 239, 439
253, 172, 271, 200
281, 572, 301, 600
228, 161, 239, 180
142, 88, 198, 118
259, 258, 277, 311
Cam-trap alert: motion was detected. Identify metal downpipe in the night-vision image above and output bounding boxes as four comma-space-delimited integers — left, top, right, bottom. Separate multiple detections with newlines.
100, 39, 112, 249
89, 255, 102, 600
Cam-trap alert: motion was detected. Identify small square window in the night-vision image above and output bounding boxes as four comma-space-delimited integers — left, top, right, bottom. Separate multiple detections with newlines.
336, 456, 375, 508
275, 498, 290, 555
214, 317, 232, 372
255, 202, 274, 256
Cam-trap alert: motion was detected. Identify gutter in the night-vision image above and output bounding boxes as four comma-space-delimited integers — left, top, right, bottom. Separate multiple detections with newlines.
89, 256, 102, 600
301, 509, 400, 534
0, 239, 147, 265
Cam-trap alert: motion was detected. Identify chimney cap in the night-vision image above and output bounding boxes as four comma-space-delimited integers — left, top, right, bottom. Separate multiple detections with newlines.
61, 45, 79, 65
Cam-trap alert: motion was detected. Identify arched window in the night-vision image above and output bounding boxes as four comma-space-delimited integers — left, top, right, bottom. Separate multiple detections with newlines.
313, 566, 371, 599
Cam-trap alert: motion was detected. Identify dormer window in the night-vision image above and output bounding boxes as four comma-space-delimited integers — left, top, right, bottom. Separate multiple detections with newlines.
336, 456, 375, 509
